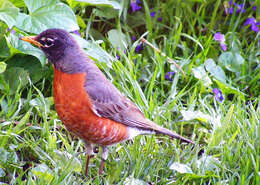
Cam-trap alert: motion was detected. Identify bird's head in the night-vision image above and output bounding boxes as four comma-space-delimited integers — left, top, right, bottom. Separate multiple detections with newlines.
20, 29, 79, 62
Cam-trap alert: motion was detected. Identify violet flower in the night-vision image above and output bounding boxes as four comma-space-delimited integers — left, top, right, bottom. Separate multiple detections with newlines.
244, 17, 260, 33
135, 43, 144, 53
131, 0, 141, 12
150, 11, 156, 17
150, 11, 162, 22
213, 32, 227, 51
165, 72, 175, 81
213, 88, 224, 103
71, 30, 81, 36
131, 36, 137, 41
116, 47, 126, 60
7, 28, 16, 34
235, 4, 245, 13
227, 1, 245, 14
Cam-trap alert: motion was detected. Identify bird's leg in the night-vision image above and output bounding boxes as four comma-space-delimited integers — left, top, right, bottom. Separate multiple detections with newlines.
99, 146, 108, 176
85, 141, 94, 176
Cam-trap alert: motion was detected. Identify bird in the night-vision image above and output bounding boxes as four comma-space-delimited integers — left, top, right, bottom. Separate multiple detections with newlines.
20, 28, 194, 176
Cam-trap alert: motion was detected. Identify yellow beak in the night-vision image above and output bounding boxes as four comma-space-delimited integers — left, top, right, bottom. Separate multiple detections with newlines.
20, 36, 43, 48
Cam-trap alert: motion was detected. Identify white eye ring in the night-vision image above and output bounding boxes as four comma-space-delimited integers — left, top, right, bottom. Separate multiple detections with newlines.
44, 37, 55, 47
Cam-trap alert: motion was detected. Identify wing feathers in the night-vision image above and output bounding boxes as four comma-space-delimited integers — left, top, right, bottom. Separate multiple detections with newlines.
83, 56, 193, 143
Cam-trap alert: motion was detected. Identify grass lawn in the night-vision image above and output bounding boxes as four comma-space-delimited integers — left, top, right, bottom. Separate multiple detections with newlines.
0, 0, 259, 184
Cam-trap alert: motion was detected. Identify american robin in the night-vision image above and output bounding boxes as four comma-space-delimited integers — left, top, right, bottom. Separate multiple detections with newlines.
20, 29, 194, 176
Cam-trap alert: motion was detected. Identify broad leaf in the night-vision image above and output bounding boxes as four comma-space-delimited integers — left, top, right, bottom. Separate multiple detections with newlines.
181, 110, 221, 127
94, 7, 119, 19
124, 177, 149, 185
76, 0, 121, 10
108, 29, 128, 50
0, 62, 6, 73
0, 0, 19, 28
170, 162, 193, 174
5, 33, 46, 65
218, 51, 244, 72
6, 55, 46, 83
214, 79, 245, 99
0, 147, 18, 164
2, 67, 29, 94
0, 168, 5, 177
196, 155, 221, 174
72, 34, 114, 67
9, 0, 25, 8
192, 65, 212, 87
31, 164, 54, 183
24, 0, 59, 13
53, 150, 82, 173
0, 35, 10, 58
205, 58, 226, 83
15, 1, 79, 34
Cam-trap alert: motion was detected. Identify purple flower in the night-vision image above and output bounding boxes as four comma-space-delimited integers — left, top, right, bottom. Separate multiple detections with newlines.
213, 32, 227, 51
131, 0, 141, 12
229, 7, 234, 14
135, 43, 144, 53
71, 30, 80, 36
150, 11, 156, 17
227, 1, 245, 14
252, 6, 256, 11
165, 72, 175, 81
213, 88, 224, 103
235, 4, 245, 13
244, 17, 260, 32
150, 11, 162, 22
116, 47, 126, 59
131, 36, 137, 41
7, 28, 16, 34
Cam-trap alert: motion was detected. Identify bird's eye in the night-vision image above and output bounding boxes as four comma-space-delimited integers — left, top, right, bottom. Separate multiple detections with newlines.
44, 38, 55, 47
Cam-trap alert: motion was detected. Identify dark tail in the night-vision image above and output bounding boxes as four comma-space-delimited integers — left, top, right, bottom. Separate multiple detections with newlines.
155, 125, 194, 144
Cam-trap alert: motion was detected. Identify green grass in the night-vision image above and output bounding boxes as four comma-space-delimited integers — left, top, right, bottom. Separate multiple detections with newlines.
0, 0, 259, 184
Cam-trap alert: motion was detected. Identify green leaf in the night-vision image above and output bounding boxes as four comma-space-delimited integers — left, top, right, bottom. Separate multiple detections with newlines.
0, 147, 18, 164
196, 155, 221, 174
205, 58, 226, 83
108, 29, 128, 50
31, 164, 54, 183
76, 0, 122, 10
53, 150, 82, 173
214, 79, 245, 99
72, 34, 114, 67
218, 51, 244, 72
181, 110, 221, 127
0, 34, 10, 58
5, 33, 46, 65
94, 7, 119, 19
15, 2, 79, 34
169, 162, 193, 174
0, 148, 8, 163
9, 0, 25, 8
0, 167, 5, 178
0, 0, 19, 28
6, 55, 46, 83
124, 177, 149, 185
192, 65, 212, 87
2, 67, 29, 94
76, 15, 86, 29
0, 62, 6, 73
24, 0, 59, 13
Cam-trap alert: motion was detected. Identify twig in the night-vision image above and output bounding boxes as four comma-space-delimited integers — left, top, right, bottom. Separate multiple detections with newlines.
140, 38, 185, 76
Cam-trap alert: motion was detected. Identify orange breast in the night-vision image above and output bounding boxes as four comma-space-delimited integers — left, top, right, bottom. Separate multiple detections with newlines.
53, 68, 128, 145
